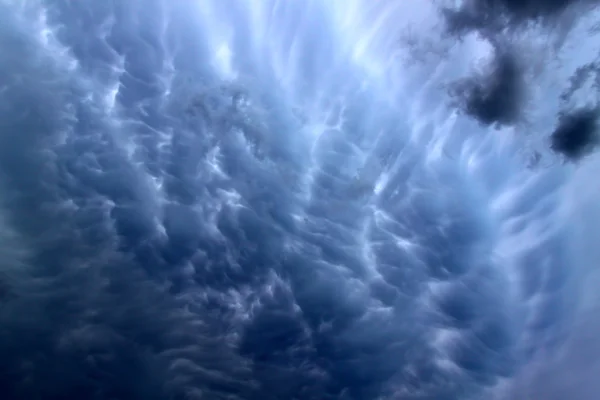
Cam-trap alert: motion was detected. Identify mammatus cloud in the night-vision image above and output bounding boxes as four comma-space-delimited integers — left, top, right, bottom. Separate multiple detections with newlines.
0, 0, 599, 399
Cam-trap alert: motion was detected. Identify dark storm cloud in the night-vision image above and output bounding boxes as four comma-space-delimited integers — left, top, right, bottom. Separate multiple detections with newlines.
3, 0, 594, 399
0, 2, 256, 399
449, 45, 525, 127
550, 107, 600, 160
439, 0, 600, 164
442, 0, 600, 35
0, 1, 335, 399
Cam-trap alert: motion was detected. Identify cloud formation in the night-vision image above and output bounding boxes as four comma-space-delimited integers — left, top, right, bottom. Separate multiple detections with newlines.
439, 0, 600, 167
551, 107, 600, 160
449, 45, 525, 127
0, 0, 598, 399
443, 0, 599, 35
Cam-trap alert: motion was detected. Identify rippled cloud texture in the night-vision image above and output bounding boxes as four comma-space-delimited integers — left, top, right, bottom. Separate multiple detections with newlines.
1, 0, 600, 399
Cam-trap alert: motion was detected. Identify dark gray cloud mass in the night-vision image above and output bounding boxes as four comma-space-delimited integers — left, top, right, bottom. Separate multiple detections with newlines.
443, 0, 600, 34
551, 107, 600, 160
449, 45, 525, 127
441, 0, 600, 155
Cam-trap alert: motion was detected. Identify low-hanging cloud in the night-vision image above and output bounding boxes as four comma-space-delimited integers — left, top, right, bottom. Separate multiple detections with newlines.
449, 44, 525, 127
442, 0, 600, 35
550, 107, 600, 160
1, 0, 599, 399
439, 0, 600, 165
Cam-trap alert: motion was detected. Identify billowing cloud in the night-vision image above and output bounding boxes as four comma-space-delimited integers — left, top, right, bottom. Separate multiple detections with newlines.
442, 0, 599, 34
551, 107, 600, 160
449, 44, 525, 126
0, 0, 599, 399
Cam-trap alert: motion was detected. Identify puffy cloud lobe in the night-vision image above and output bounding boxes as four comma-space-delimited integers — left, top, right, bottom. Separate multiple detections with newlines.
449, 46, 525, 127
551, 107, 600, 160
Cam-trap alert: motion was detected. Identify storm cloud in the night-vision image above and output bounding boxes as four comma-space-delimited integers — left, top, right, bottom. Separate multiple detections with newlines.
442, 0, 600, 34
438, 0, 600, 166
0, 0, 599, 399
551, 107, 600, 160
449, 45, 525, 127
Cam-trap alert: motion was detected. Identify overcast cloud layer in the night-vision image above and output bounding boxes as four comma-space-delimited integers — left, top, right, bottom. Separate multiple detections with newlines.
1, 1, 600, 399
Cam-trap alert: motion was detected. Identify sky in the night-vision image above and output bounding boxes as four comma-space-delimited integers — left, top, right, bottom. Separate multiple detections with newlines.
0, 0, 599, 399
